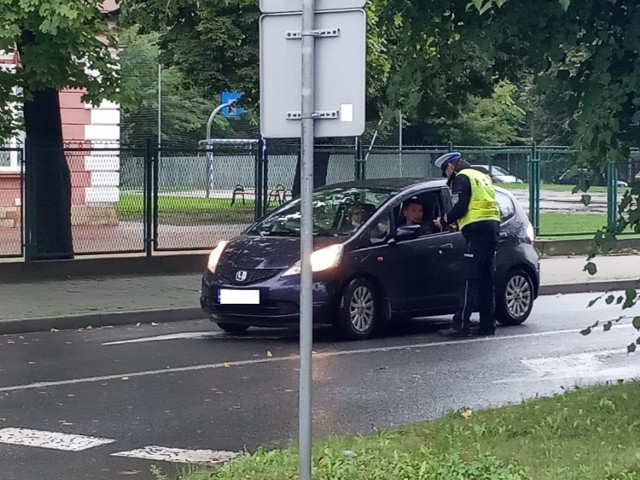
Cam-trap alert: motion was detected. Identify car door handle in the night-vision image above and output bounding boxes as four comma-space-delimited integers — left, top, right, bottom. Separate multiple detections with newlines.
438, 243, 454, 253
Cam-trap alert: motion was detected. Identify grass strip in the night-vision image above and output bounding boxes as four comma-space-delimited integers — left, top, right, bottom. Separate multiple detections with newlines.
160, 381, 640, 480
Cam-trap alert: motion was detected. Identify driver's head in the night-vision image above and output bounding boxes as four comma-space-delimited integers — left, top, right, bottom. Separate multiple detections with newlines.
402, 199, 423, 224
349, 206, 365, 226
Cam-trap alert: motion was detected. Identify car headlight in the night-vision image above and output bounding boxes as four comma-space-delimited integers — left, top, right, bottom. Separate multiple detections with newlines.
207, 241, 229, 273
282, 244, 343, 276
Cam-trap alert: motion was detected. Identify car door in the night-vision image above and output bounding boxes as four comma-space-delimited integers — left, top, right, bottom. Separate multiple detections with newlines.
348, 208, 417, 312
416, 187, 465, 310
352, 188, 464, 314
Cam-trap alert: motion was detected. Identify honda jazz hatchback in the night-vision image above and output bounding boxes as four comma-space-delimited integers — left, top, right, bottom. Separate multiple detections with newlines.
200, 178, 540, 340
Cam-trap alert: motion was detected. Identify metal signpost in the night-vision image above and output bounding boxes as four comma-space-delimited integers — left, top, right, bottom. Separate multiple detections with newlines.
259, 2, 365, 479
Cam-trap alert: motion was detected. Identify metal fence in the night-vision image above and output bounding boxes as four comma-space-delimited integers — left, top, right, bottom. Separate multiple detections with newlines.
2, 142, 639, 260
0, 147, 24, 258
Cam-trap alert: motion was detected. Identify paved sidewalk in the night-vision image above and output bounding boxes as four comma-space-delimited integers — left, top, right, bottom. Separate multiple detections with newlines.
0, 254, 638, 335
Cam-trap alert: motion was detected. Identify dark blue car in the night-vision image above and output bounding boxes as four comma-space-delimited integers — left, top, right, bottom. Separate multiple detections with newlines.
201, 178, 540, 340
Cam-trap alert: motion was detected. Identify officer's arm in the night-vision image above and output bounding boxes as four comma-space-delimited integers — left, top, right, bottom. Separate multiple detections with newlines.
442, 175, 471, 226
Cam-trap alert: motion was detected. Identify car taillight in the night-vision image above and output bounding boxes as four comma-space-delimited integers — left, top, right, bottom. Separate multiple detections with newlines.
526, 223, 535, 245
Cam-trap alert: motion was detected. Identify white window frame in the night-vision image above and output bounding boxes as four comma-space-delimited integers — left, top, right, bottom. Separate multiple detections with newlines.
0, 134, 24, 172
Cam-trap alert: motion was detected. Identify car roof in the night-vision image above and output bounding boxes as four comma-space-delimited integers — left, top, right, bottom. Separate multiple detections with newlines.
317, 177, 446, 192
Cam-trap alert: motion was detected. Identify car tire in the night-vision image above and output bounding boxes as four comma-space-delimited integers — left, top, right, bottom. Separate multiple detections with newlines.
496, 268, 534, 325
336, 278, 379, 340
216, 322, 250, 334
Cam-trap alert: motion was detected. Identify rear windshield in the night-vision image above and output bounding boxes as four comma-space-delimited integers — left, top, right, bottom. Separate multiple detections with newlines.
247, 186, 393, 237
495, 190, 516, 221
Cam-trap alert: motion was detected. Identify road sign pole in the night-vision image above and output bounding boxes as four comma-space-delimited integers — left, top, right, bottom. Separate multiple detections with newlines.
299, 0, 315, 478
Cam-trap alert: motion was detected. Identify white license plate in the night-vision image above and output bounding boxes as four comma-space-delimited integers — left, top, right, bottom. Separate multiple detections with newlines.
218, 289, 260, 305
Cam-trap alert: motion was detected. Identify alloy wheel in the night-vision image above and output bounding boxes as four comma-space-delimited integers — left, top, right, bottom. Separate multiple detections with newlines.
349, 285, 375, 332
505, 274, 532, 319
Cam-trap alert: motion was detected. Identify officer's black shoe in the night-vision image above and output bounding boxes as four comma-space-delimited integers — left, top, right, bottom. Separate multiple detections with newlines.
470, 326, 496, 336
438, 327, 471, 338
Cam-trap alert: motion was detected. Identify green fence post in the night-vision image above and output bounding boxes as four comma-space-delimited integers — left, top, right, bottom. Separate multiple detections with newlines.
528, 143, 540, 235
24, 138, 35, 262
607, 159, 617, 229
354, 137, 365, 180
253, 138, 269, 220
260, 138, 269, 219
144, 139, 154, 257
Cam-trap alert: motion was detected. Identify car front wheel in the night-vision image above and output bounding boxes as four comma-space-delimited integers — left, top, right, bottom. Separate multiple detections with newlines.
496, 268, 534, 325
336, 278, 379, 340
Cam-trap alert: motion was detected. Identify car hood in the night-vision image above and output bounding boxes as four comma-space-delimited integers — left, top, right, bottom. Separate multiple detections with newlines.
218, 235, 344, 269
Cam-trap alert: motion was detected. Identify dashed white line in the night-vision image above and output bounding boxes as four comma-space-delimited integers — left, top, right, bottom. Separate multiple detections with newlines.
111, 445, 240, 466
0, 427, 115, 451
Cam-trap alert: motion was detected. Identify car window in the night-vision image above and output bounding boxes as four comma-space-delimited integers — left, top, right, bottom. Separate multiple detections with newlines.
369, 211, 391, 245
495, 190, 515, 221
492, 166, 510, 176
247, 186, 394, 237
392, 189, 445, 237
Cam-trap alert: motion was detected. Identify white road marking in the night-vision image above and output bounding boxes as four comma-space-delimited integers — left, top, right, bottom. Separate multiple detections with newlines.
0, 427, 115, 451
103, 332, 224, 346
0, 325, 634, 393
111, 446, 240, 466
521, 349, 618, 376
494, 347, 640, 384
102, 331, 293, 346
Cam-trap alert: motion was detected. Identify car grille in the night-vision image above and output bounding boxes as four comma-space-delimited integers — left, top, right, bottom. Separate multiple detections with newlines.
216, 266, 283, 286
214, 301, 298, 317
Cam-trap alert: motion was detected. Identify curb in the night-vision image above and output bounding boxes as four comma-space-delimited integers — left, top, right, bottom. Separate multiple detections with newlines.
539, 279, 640, 296
2, 280, 638, 336
0, 307, 206, 335
0, 254, 208, 284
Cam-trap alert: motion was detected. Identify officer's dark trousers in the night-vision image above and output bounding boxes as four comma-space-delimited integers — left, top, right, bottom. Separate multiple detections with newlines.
452, 228, 498, 332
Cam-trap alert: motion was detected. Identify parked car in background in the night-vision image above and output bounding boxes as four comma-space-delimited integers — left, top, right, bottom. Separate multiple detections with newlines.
200, 178, 540, 340
555, 168, 628, 187
471, 164, 524, 184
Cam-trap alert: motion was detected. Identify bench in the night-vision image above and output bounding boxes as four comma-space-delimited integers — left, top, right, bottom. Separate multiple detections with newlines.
231, 184, 293, 207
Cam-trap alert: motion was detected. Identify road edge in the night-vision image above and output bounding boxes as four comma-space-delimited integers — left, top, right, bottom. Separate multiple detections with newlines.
2, 280, 639, 335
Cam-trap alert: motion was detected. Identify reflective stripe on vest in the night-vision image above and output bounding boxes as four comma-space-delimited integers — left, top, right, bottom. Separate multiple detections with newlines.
456, 169, 501, 230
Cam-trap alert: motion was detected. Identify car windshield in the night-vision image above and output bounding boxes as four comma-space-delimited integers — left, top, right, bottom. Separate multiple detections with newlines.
247, 186, 393, 237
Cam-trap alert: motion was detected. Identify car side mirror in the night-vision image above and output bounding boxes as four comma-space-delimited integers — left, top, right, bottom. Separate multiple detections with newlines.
394, 224, 420, 242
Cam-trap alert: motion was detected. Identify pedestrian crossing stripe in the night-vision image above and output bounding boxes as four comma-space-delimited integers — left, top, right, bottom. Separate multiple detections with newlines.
111, 445, 241, 466
0, 427, 115, 451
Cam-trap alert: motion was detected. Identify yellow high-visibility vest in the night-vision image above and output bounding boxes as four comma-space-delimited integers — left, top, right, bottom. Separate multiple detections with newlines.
456, 169, 501, 230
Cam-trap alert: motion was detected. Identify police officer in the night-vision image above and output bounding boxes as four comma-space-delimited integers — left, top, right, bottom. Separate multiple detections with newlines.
433, 152, 501, 337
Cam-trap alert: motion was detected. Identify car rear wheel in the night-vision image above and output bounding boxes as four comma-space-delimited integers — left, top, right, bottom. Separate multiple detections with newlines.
496, 268, 534, 325
216, 322, 250, 334
336, 278, 379, 340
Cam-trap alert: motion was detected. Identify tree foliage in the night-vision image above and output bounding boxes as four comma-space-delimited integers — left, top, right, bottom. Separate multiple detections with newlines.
0, 0, 119, 140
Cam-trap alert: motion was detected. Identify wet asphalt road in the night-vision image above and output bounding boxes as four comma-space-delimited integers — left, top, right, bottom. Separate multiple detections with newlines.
1, 292, 639, 480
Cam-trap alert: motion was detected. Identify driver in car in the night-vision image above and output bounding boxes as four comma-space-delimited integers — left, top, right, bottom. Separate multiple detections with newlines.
398, 197, 439, 234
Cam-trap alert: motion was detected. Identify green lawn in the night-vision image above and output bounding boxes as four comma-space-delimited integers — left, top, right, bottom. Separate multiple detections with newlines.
117, 193, 257, 225
157, 381, 640, 480
498, 183, 613, 193
538, 212, 607, 237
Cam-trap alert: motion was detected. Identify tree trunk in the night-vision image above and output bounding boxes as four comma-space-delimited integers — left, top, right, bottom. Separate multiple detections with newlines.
24, 88, 74, 259
291, 144, 332, 198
